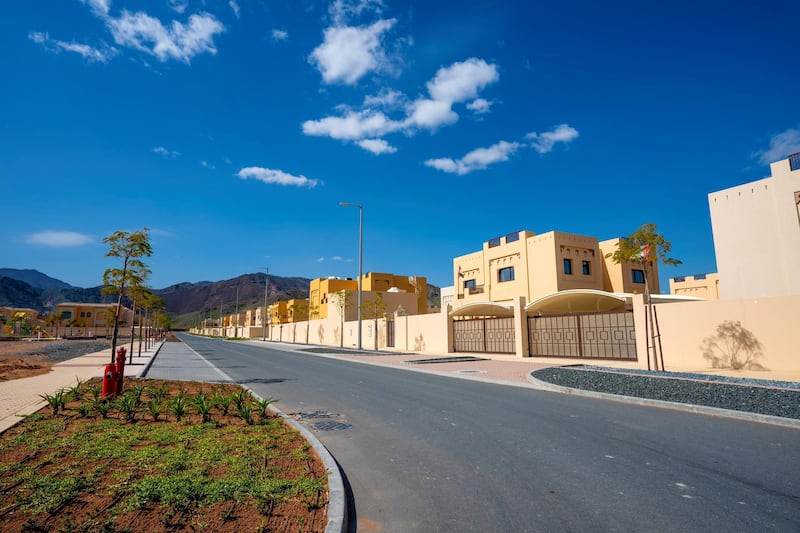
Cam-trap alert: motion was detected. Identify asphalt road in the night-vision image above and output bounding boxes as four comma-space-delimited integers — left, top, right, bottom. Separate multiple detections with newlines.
177, 335, 800, 532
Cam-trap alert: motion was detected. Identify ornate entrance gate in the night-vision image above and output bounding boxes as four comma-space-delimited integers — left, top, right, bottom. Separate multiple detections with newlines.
453, 318, 515, 354
528, 311, 637, 360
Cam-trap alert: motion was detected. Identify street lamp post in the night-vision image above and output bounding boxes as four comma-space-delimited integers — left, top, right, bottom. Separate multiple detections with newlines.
339, 202, 363, 350
268, 267, 269, 342
234, 287, 239, 339
219, 298, 223, 338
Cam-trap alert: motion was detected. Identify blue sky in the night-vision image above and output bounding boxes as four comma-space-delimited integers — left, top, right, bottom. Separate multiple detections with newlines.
2, 0, 799, 292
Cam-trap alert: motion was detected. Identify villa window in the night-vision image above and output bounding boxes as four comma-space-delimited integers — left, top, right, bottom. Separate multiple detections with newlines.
464, 279, 476, 289
505, 231, 520, 243
582, 260, 591, 275
790, 152, 800, 171
498, 267, 515, 283
632, 269, 646, 284
563, 259, 573, 275
488, 237, 501, 248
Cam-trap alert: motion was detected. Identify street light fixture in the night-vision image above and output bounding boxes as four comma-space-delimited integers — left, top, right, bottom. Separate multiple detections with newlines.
234, 287, 239, 339
268, 267, 269, 342
339, 202, 363, 350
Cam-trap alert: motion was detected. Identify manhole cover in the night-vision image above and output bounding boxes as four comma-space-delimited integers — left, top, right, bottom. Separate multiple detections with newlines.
454, 369, 486, 375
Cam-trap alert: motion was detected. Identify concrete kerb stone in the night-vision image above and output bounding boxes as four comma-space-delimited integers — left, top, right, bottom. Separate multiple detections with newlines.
526, 372, 800, 430
134, 340, 164, 377
177, 341, 347, 533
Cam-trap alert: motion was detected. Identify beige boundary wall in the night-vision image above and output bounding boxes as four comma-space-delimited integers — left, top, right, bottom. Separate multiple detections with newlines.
634, 294, 800, 379
194, 294, 799, 381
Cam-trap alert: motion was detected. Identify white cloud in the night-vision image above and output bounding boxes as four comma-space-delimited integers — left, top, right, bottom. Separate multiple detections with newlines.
153, 146, 180, 157
107, 11, 225, 63
467, 98, 492, 114
356, 138, 397, 154
28, 32, 117, 63
168, 0, 188, 14
426, 58, 499, 103
317, 257, 325, 263
201, 160, 215, 169
527, 124, 580, 154
26, 231, 93, 247
302, 110, 403, 140
229, 1, 240, 19
754, 127, 800, 165
405, 98, 458, 130
425, 140, 521, 175
303, 57, 499, 149
272, 29, 288, 41
310, 18, 396, 85
237, 167, 319, 188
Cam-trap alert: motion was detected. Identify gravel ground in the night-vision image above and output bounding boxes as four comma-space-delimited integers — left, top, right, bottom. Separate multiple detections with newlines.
0, 339, 112, 363
533, 365, 800, 420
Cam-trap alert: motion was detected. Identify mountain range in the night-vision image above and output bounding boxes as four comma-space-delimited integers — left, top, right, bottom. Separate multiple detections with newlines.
0, 269, 441, 326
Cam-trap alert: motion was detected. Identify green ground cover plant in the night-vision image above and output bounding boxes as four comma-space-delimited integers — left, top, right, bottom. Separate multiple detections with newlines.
0, 378, 328, 532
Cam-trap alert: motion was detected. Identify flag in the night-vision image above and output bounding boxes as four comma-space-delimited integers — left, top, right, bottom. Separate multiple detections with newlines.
458, 265, 464, 278
638, 244, 650, 261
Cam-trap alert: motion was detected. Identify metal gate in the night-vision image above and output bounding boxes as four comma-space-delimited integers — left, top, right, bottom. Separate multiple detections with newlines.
528, 312, 637, 360
453, 318, 515, 354
386, 319, 395, 348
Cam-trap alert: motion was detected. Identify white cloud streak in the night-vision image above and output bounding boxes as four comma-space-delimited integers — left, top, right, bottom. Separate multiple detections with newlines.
272, 29, 288, 41
527, 124, 580, 154
48, 2, 225, 65
229, 1, 240, 19
153, 146, 180, 157
356, 138, 397, 154
425, 141, 521, 176
237, 167, 319, 188
28, 31, 117, 63
107, 11, 225, 63
302, 110, 403, 140
26, 231, 93, 247
754, 127, 800, 165
467, 98, 492, 114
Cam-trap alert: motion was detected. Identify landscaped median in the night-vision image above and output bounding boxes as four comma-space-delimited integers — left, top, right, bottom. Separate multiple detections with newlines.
0, 378, 328, 532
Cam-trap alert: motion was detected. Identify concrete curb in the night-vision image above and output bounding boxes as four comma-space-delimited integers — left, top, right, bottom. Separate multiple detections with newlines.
526, 372, 800, 430
135, 340, 165, 378
179, 341, 346, 533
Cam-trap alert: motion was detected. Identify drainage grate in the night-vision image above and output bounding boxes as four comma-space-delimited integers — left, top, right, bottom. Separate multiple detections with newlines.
453, 369, 486, 375
291, 410, 351, 431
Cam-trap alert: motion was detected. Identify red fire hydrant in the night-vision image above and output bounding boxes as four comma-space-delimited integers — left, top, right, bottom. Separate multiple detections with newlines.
115, 347, 126, 395
101, 347, 127, 398
101, 363, 117, 398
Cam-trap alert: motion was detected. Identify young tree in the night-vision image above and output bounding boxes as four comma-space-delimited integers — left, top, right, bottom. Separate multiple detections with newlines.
605, 223, 681, 370
102, 228, 153, 362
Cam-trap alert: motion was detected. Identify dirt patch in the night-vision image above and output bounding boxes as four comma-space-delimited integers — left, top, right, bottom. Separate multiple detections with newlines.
0, 378, 328, 532
0, 339, 111, 381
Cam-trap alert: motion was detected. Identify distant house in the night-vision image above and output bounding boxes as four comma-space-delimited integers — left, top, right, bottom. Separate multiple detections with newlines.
55, 303, 133, 331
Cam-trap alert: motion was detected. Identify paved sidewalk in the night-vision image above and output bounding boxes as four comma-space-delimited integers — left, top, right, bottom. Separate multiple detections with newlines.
142, 341, 233, 382
0, 341, 162, 434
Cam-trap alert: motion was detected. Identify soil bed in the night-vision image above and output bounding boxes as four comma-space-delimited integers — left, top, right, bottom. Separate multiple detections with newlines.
0, 339, 112, 381
0, 378, 328, 532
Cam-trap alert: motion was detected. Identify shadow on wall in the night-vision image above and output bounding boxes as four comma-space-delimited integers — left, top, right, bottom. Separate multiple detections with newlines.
701, 320, 770, 371
318, 324, 325, 344
414, 334, 425, 352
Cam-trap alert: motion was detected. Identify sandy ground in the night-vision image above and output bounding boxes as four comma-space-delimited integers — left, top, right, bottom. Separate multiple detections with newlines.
0, 339, 111, 381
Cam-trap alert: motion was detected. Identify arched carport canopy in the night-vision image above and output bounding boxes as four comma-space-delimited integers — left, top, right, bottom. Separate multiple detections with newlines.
449, 301, 514, 318
525, 289, 627, 315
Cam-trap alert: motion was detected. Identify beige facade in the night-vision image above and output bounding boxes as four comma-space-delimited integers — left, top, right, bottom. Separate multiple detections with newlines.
55, 303, 132, 328
310, 272, 428, 321
453, 230, 659, 308
669, 273, 720, 300
709, 153, 800, 299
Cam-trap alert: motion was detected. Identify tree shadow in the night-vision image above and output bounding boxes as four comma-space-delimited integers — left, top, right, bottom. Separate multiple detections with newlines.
700, 320, 770, 371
